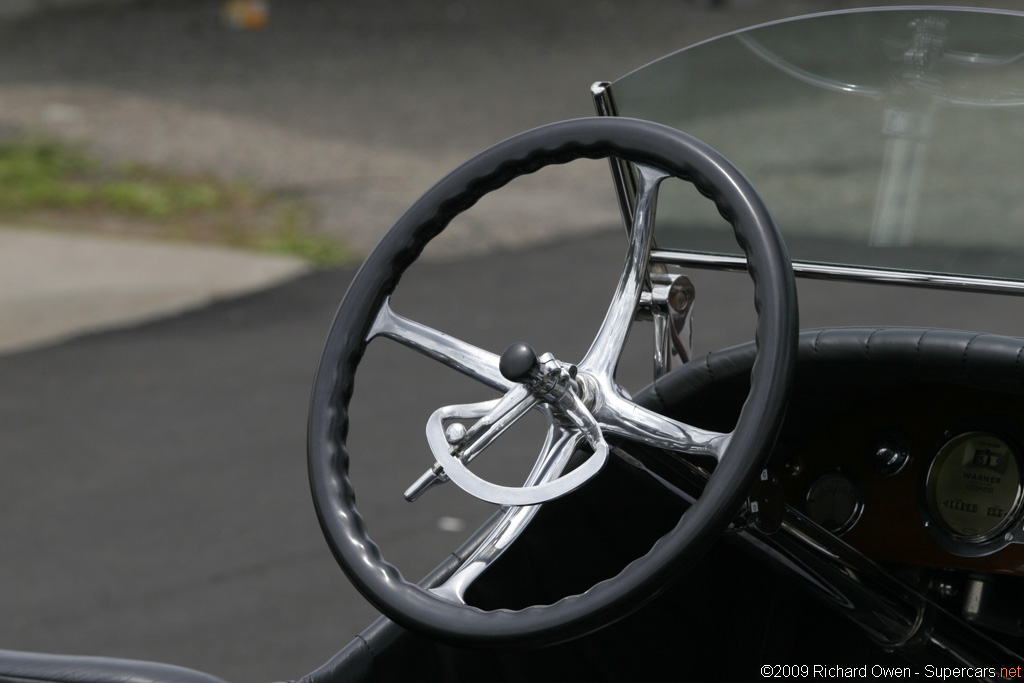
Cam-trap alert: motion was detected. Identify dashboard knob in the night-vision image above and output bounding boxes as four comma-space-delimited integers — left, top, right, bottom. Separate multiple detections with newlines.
869, 431, 911, 476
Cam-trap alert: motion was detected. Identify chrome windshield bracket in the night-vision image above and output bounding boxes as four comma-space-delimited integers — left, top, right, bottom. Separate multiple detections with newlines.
638, 271, 695, 378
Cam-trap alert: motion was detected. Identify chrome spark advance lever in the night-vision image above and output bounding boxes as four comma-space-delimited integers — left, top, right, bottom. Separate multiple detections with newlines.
407, 342, 609, 506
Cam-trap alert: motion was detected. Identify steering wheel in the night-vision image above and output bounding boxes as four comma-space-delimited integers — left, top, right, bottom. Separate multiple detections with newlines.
307, 117, 797, 647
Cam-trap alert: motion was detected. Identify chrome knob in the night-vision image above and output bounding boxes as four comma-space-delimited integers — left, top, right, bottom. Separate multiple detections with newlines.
869, 430, 911, 476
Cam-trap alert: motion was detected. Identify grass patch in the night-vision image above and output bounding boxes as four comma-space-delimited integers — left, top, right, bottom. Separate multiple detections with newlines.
257, 204, 349, 266
0, 137, 353, 266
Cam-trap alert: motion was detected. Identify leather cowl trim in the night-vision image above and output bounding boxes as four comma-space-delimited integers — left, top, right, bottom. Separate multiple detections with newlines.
0, 649, 229, 683
638, 327, 1024, 417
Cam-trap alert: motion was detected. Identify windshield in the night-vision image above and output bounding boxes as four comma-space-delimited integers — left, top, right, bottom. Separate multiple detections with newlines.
606, 7, 1024, 291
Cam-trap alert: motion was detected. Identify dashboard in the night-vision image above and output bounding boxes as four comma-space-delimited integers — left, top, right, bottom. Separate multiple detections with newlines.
627, 325, 1024, 646
780, 383, 1024, 575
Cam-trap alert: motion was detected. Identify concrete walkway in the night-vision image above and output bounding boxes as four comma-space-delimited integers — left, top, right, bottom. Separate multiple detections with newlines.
0, 226, 308, 354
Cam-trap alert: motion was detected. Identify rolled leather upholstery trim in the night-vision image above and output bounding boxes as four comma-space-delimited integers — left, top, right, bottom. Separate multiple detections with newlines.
638, 327, 1024, 416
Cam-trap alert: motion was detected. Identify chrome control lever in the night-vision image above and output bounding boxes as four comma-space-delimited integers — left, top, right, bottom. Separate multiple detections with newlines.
405, 343, 608, 506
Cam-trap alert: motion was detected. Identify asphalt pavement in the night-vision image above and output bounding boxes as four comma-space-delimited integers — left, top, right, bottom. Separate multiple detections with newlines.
5, 2, 1024, 682
7, 228, 1024, 682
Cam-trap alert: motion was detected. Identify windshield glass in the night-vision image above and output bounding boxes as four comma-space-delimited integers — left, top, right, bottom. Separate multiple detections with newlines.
609, 8, 1024, 287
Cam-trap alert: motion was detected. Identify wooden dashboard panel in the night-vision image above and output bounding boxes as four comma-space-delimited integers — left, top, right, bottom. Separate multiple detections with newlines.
777, 384, 1024, 575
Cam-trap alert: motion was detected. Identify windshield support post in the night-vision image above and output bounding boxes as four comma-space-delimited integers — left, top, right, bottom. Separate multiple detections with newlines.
591, 81, 639, 236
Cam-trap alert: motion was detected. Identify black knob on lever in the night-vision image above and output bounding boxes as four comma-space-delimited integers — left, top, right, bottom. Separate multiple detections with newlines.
499, 342, 540, 383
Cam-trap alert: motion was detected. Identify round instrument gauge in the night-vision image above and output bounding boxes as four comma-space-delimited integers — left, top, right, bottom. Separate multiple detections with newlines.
925, 431, 1023, 545
805, 470, 864, 536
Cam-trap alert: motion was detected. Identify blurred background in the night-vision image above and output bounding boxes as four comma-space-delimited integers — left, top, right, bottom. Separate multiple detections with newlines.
3, 1, 1024, 681
2, 0, 1018, 263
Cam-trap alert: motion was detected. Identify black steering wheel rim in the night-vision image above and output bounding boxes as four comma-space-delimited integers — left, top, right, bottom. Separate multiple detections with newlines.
307, 117, 797, 647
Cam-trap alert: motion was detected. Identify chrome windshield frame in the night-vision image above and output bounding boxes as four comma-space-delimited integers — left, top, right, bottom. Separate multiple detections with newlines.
594, 6, 1024, 298
649, 250, 1024, 296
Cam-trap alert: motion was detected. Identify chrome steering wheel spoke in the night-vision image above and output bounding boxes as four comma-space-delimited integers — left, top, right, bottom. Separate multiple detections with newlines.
399, 162, 721, 510
367, 298, 512, 393
596, 393, 729, 461
574, 165, 728, 460
580, 164, 668, 380
430, 425, 584, 603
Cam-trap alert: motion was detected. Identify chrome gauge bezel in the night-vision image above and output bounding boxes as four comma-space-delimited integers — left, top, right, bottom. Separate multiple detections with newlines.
804, 468, 865, 537
919, 423, 1024, 558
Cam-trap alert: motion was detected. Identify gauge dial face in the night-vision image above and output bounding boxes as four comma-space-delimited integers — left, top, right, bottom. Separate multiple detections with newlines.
926, 431, 1023, 541
805, 470, 863, 536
